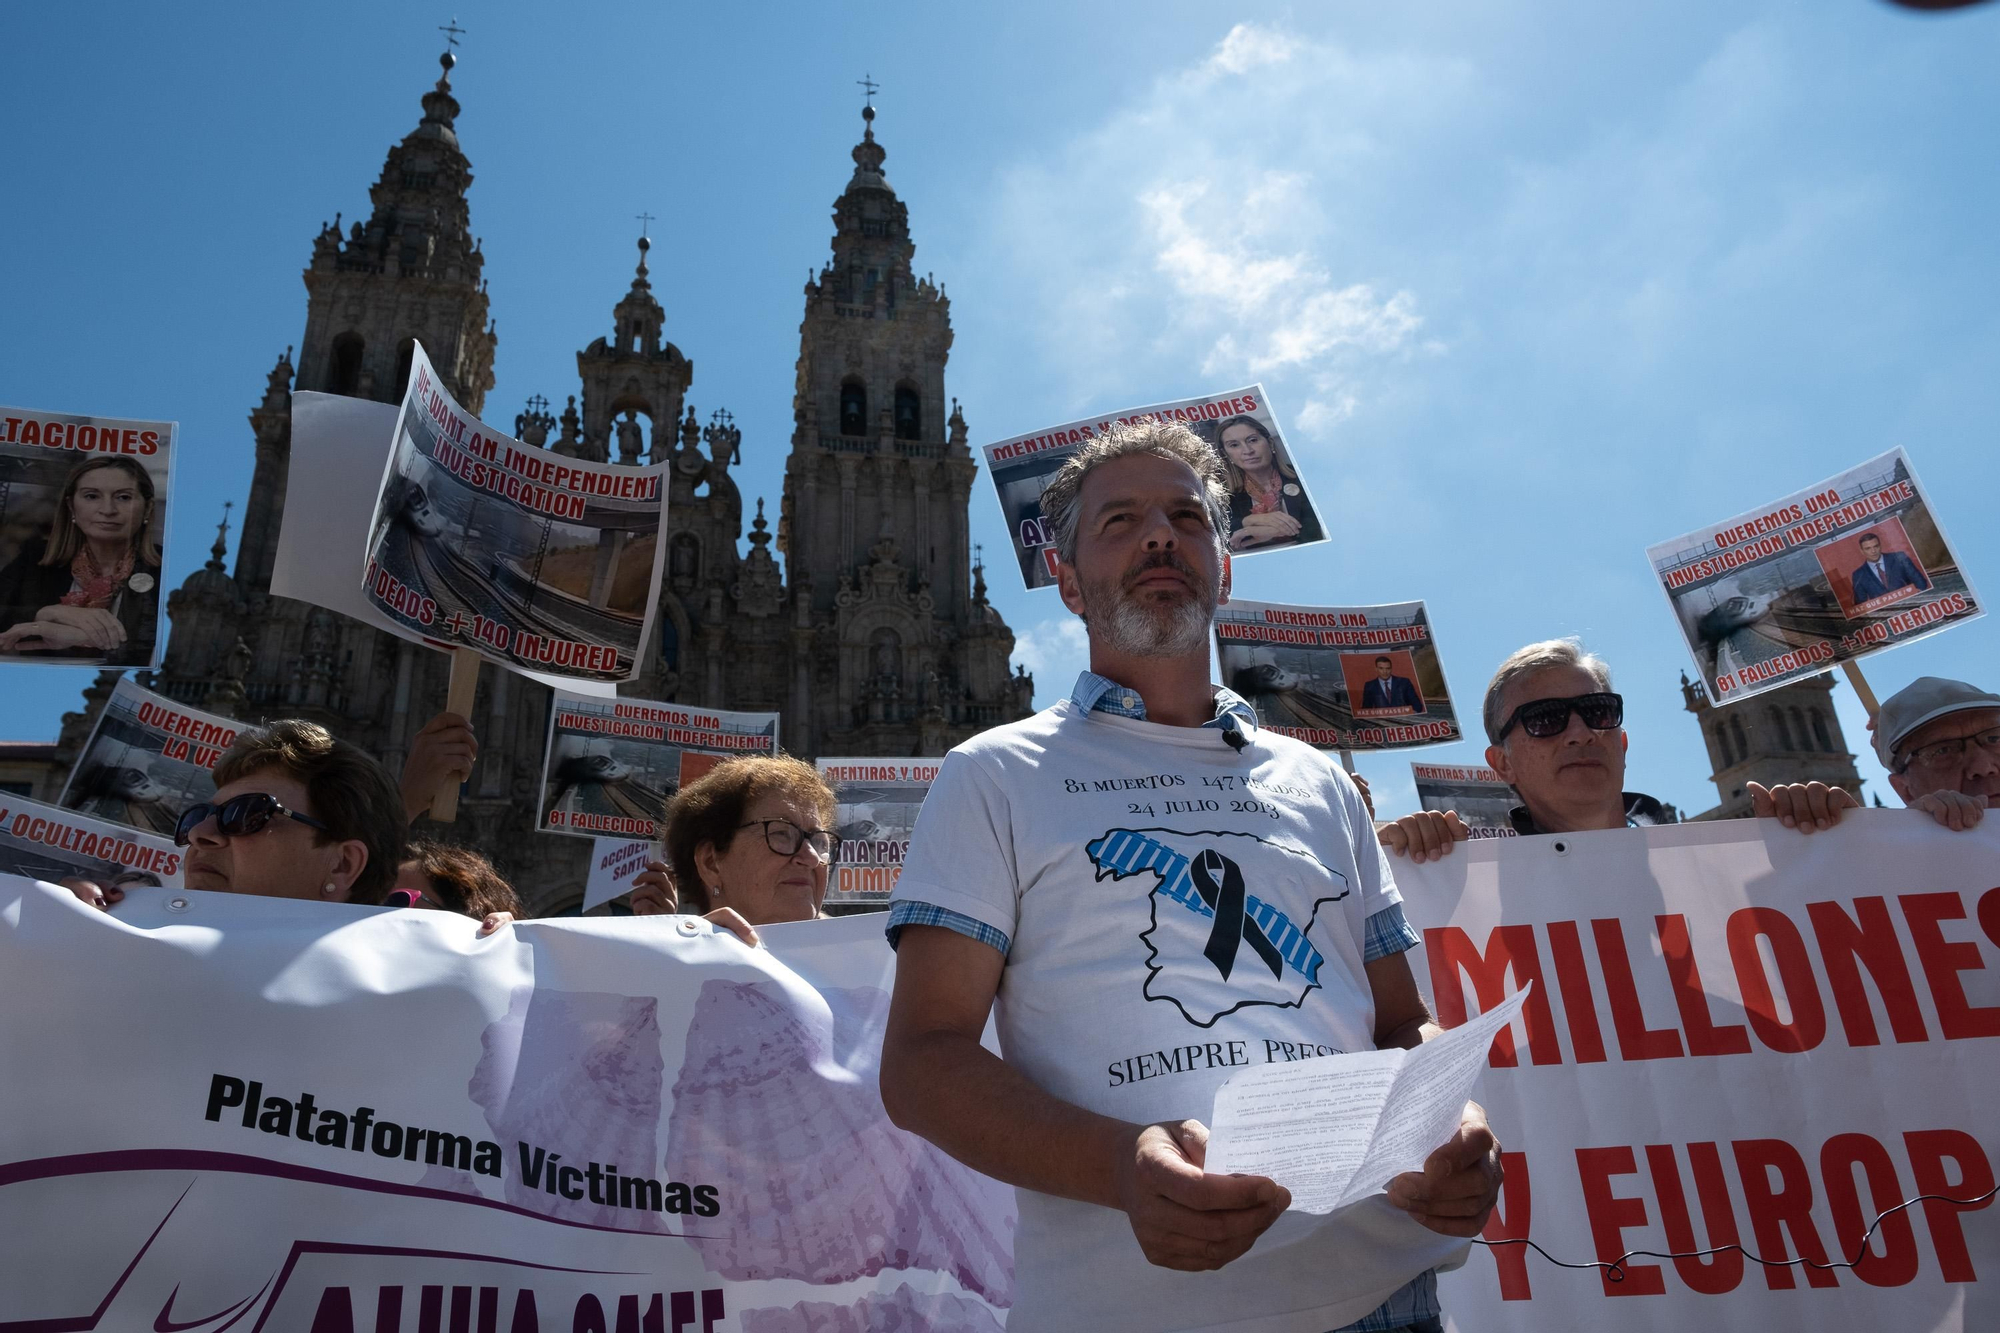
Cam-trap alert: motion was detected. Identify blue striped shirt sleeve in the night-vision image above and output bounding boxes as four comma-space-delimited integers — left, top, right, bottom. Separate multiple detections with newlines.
1362, 901, 1421, 963
885, 899, 1011, 957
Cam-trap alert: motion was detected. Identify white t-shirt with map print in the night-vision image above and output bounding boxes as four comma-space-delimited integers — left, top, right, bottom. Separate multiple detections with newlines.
892, 699, 1467, 1333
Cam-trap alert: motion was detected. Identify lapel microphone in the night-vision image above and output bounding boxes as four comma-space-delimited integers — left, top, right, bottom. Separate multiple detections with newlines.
1221, 726, 1249, 754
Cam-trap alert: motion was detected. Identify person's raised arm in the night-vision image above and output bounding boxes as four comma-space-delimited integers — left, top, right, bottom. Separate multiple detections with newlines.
881, 924, 1289, 1272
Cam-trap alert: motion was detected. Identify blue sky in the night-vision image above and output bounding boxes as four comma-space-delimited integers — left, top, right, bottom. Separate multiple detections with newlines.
2, 0, 1995, 818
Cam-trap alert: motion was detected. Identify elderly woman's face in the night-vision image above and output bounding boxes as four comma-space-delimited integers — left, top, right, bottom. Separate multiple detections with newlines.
70, 468, 147, 546
699, 790, 830, 927
1220, 423, 1273, 472
183, 769, 352, 901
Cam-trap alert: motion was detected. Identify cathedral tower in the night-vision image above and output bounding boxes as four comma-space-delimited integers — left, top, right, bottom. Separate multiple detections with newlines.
776, 101, 1032, 756
64, 47, 592, 913
236, 49, 496, 597
1681, 672, 1864, 819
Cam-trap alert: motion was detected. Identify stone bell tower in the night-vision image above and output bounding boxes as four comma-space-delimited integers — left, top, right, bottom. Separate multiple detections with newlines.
776, 96, 1033, 757
1681, 671, 1864, 819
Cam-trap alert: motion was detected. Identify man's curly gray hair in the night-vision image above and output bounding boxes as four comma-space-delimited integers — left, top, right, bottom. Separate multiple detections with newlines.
1037, 418, 1231, 570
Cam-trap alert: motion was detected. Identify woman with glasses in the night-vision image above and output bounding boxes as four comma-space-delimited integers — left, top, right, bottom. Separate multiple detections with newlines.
627, 756, 838, 944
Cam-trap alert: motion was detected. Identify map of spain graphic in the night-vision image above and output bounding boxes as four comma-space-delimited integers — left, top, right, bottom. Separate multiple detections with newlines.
1085, 827, 1350, 1027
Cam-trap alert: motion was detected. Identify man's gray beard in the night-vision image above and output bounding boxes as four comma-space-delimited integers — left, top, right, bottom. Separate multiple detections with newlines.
1085, 583, 1215, 658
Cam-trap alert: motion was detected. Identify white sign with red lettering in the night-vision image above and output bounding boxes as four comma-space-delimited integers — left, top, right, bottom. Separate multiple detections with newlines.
1396, 814, 1997, 1332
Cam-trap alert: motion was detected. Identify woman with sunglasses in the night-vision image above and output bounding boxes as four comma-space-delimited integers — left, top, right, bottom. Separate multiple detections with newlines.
169, 720, 411, 905
626, 756, 839, 945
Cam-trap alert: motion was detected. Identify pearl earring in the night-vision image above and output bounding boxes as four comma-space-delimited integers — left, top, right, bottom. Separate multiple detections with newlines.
321, 883, 337, 898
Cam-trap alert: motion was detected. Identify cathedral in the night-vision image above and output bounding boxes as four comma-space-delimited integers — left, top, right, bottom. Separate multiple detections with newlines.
41, 48, 1033, 914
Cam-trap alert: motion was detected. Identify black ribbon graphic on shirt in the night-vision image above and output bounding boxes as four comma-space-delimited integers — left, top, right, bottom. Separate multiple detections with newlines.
1190, 849, 1285, 982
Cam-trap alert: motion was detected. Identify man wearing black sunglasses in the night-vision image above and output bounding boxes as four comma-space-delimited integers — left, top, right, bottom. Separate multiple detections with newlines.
1381, 639, 1672, 862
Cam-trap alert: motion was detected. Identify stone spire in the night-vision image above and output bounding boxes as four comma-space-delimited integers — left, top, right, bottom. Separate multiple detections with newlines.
572, 229, 691, 462
207, 501, 233, 573
296, 43, 495, 410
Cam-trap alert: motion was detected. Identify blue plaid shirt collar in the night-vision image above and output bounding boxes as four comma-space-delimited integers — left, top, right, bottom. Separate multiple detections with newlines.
1070, 670, 1259, 732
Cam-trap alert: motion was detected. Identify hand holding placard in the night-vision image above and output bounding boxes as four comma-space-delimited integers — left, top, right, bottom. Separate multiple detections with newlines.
1205, 986, 1528, 1215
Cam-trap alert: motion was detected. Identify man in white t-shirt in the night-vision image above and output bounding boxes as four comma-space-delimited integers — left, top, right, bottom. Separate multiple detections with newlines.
879, 420, 1501, 1333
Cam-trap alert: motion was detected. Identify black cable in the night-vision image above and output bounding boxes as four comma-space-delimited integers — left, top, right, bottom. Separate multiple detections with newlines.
1470, 1185, 1997, 1281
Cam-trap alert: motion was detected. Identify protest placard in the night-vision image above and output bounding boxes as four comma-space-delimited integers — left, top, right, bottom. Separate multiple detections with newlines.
276, 392, 617, 697
537, 691, 778, 840
817, 756, 939, 907
1216, 598, 1462, 751
0, 793, 182, 887
1410, 763, 1519, 838
581, 835, 654, 912
1647, 449, 1981, 705
362, 343, 670, 683
1396, 815, 1998, 1332
983, 384, 1324, 590
56, 676, 253, 837
0, 406, 174, 666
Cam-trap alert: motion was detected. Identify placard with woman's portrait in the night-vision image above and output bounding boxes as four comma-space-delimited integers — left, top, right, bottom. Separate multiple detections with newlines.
0, 407, 175, 666
980, 384, 1327, 590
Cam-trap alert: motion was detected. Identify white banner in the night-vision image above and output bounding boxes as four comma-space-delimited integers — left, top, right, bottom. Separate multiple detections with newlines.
0, 882, 1014, 1329
1395, 814, 1997, 1332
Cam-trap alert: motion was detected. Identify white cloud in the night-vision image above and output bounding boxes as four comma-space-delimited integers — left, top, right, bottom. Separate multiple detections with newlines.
973, 24, 1458, 430
1205, 23, 1298, 78
1010, 616, 1089, 696
1294, 393, 1357, 438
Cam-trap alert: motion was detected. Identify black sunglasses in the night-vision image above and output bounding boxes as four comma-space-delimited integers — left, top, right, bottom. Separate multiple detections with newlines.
174, 792, 332, 848
1496, 692, 1624, 741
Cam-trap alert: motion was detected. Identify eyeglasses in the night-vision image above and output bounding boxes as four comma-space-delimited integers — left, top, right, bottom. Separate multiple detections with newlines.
736, 818, 834, 862
1496, 692, 1624, 742
1896, 728, 2000, 775
174, 792, 331, 848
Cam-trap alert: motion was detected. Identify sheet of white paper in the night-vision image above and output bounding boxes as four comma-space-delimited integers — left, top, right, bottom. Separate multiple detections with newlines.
1206, 987, 1529, 1214
274, 393, 614, 698
580, 837, 655, 911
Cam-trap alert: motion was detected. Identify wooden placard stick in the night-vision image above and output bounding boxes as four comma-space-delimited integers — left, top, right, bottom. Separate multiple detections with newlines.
1339, 748, 1356, 774
1841, 659, 1881, 724
430, 647, 482, 822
